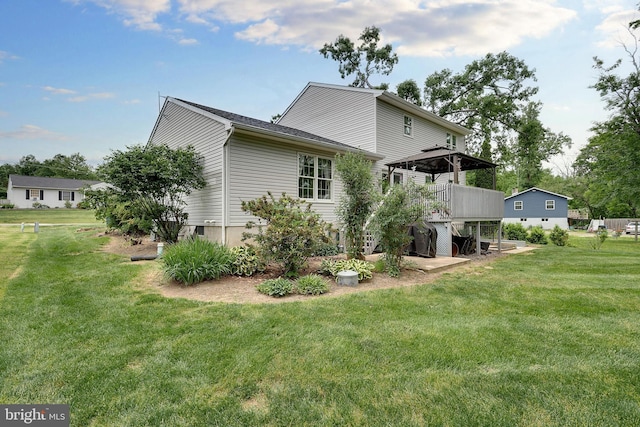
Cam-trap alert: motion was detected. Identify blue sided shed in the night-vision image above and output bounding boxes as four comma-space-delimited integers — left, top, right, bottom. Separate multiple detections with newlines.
504, 187, 571, 230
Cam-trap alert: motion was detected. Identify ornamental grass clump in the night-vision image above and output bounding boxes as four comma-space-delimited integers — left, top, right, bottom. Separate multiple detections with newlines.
162, 237, 233, 285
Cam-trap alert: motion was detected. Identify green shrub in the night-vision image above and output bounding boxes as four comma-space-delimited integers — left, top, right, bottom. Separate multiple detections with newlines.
256, 278, 294, 297
229, 246, 264, 276
590, 228, 608, 250
527, 226, 548, 244
503, 223, 528, 240
85, 189, 152, 237
312, 240, 341, 257
162, 237, 233, 285
242, 192, 334, 278
294, 274, 330, 295
318, 258, 373, 281
549, 225, 569, 246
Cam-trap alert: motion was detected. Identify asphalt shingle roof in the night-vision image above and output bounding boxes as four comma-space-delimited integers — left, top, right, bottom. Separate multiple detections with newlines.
9, 175, 101, 190
176, 99, 365, 152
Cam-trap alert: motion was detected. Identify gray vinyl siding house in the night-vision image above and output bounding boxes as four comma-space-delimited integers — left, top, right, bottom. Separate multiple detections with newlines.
504, 187, 570, 230
278, 83, 470, 186
147, 96, 382, 246
147, 83, 486, 249
7, 175, 101, 209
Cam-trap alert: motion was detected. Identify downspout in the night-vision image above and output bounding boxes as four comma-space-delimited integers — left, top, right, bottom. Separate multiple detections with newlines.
222, 127, 234, 245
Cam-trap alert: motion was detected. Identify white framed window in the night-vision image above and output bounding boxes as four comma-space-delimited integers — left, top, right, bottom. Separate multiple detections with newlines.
298, 154, 333, 200
446, 133, 457, 150
514, 200, 523, 210
30, 189, 40, 199
546, 200, 555, 210
59, 191, 74, 201
403, 115, 413, 137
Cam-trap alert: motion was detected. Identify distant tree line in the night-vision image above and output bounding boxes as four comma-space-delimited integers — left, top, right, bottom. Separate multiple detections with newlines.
0, 153, 97, 198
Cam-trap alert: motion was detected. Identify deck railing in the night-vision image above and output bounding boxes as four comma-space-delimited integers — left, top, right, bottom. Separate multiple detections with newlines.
418, 183, 504, 222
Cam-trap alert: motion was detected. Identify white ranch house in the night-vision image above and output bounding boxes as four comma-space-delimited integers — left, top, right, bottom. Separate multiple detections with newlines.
7, 175, 101, 209
147, 82, 504, 256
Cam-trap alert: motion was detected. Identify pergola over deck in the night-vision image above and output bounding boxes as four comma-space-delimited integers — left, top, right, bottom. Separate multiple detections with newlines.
385, 146, 498, 189
382, 146, 504, 257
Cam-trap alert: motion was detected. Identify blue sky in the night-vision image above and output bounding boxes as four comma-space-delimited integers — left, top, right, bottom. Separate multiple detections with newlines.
0, 0, 638, 173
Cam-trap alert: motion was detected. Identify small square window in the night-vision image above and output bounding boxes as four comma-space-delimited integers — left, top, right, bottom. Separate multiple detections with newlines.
403, 115, 412, 136
546, 200, 555, 210
514, 201, 523, 210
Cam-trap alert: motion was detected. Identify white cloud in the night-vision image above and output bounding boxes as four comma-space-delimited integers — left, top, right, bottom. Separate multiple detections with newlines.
0, 124, 70, 141
70, 0, 578, 56
0, 50, 19, 64
67, 92, 116, 102
178, 37, 198, 45
123, 99, 141, 104
43, 86, 77, 95
66, 0, 171, 31
595, 8, 640, 49
181, 0, 577, 57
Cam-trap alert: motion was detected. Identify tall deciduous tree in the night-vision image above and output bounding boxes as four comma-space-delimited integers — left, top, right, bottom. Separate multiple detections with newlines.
422, 51, 539, 156
574, 23, 640, 218
320, 26, 398, 89
575, 118, 640, 218
396, 79, 422, 106
97, 144, 206, 243
511, 103, 570, 189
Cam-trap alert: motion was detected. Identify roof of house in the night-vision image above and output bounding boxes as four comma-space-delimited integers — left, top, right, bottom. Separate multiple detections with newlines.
281, 82, 472, 136
9, 174, 101, 190
504, 187, 572, 201
171, 98, 382, 159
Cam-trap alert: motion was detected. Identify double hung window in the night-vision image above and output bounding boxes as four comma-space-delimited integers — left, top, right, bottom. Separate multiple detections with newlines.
298, 154, 332, 200
403, 116, 413, 137
446, 133, 457, 150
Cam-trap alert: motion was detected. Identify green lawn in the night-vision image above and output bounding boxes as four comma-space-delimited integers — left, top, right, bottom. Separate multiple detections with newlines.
1, 228, 639, 426
0, 208, 102, 225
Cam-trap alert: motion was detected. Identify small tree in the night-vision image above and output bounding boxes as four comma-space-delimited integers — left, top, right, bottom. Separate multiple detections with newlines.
241, 192, 333, 278
97, 144, 206, 243
334, 152, 379, 260
549, 225, 569, 246
370, 181, 430, 277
